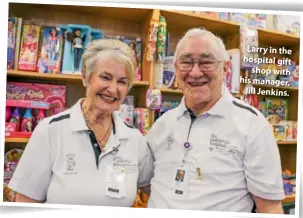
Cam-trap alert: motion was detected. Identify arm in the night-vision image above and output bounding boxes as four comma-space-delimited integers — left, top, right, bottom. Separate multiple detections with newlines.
252, 194, 284, 214
15, 192, 44, 203
243, 119, 285, 214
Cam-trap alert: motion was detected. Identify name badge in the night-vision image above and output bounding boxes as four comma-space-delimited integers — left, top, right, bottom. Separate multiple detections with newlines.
105, 166, 126, 198
171, 165, 190, 198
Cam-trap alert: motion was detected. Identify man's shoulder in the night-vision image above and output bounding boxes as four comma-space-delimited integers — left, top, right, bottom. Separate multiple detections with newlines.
230, 97, 262, 117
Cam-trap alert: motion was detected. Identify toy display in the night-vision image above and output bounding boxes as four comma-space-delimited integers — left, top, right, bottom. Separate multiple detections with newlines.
265, 97, 288, 121
230, 13, 266, 28
62, 24, 90, 74
146, 88, 162, 110
9, 107, 21, 132
20, 108, 34, 132
275, 15, 300, 36
240, 26, 258, 69
282, 169, 296, 196
6, 82, 66, 115
106, 35, 142, 81
156, 16, 167, 62
146, 10, 159, 62
272, 124, 286, 141
134, 108, 150, 135
37, 27, 63, 74
162, 56, 175, 89
18, 23, 40, 71
7, 17, 17, 69
3, 148, 24, 202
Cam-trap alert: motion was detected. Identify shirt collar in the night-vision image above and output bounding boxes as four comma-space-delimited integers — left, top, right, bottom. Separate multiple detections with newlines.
70, 98, 129, 140
176, 86, 233, 119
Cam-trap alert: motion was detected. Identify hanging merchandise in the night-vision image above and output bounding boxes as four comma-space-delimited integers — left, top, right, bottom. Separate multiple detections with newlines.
21, 108, 34, 132
146, 10, 160, 62
156, 16, 167, 62
146, 87, 162, 110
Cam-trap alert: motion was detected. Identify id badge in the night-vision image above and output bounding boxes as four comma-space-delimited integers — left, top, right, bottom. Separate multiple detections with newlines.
171, 165, 190, 198
105, 166, 126, 198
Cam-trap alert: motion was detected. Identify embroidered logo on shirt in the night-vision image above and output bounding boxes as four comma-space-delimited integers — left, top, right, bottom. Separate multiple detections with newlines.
64, 154, 77, 174
209, 133, 237, 155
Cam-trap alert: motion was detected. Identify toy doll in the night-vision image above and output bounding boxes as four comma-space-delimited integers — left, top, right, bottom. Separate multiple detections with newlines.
66, 28, 86, 71
7, 20, 15, 69
47, 28, 58, 60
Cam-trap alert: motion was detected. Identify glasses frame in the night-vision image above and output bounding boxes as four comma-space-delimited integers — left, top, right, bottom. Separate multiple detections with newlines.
175, 57, 224, 73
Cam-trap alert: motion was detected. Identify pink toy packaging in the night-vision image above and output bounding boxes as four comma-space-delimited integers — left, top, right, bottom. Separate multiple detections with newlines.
6, 82, 66, 115
18, 24, 40, 71
6, 107, 12, 122
20, 108, 34, 132
9, 107, 21, 132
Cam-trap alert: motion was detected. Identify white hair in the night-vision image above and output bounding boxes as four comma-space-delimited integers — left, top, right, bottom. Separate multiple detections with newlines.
82, 39, 136, 90
173, 28, 229, 63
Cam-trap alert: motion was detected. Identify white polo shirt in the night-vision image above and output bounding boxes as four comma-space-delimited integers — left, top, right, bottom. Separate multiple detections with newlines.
146, 87, 285, 212
8, 99, 154, 207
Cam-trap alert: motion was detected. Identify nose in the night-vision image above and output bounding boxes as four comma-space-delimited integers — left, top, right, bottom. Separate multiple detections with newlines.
189, 63, 204, 77
106, 80, 119, 94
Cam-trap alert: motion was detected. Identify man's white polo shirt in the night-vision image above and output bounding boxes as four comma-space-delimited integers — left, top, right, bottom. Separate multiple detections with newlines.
146, 87, 285, 212
8, 99, 154, 206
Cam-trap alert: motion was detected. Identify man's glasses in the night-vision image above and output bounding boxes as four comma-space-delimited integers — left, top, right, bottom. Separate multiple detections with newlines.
175, 57, 223, 73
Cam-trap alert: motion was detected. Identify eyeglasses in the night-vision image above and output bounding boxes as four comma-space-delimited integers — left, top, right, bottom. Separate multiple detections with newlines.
175, 57, 222, 73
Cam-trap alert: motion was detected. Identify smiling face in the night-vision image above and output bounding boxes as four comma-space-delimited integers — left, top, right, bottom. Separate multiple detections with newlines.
84, 56, 129, 116
175, 36, 228, 110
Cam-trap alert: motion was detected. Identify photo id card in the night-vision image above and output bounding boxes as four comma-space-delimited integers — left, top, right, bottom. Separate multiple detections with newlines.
171, 165, 190, 198
105, 166, 126, 198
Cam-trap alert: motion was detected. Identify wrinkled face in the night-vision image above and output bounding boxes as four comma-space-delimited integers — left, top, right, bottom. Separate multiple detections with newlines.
84, 57, 129, 115
175, 36, 228, 107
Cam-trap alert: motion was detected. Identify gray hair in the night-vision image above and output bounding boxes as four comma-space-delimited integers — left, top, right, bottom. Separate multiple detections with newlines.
82, 39, 136, 90
173, 28, 229, 63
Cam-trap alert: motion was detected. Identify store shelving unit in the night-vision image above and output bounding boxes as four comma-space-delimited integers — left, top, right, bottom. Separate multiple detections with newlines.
6, 2, 299, 207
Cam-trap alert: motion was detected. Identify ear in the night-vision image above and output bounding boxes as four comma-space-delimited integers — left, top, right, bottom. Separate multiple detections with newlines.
81, 67, 87, 87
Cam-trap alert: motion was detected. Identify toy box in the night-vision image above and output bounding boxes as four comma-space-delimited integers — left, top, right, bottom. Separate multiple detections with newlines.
37, 26, 64, 74
134, 108, 150, 135
230, 13, 266, 28
62, 24, 91, 74
6, 82, 66, 115
162, 56, 175, 88
18, 23, 40, 71
7, 17, 18, 70
240, 26, 259, 69
275, 15, 300, 36
107, 35, 142, 81
272, 124, 286, 141
265, 97, 288, 121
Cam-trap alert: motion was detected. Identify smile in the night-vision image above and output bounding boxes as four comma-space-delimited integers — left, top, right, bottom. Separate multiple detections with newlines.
188, 81, 208, 87
97, 94, 117, 103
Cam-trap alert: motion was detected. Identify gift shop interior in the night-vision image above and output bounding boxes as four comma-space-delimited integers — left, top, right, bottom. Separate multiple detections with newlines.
4, 3, 300, 214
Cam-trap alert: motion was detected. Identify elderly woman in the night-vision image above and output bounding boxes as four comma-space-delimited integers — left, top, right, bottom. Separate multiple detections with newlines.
8, 39, 154, 207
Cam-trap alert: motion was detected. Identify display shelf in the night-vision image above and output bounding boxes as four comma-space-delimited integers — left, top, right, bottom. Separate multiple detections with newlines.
282, 194, 296, 204
160, 10, 239, 36
277, 141, 297, 145
7, 70, 150, 87
160, 88, 183, 94
258, 28, 300, 47
5, 138, 29, 143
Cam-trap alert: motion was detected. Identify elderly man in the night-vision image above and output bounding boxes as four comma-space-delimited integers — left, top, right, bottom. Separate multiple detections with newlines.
145, 28, 285, 214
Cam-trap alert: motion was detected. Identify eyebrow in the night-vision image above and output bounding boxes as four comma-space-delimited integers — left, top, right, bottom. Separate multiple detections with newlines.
179, 53, 216, 59
100, 71, 129, 80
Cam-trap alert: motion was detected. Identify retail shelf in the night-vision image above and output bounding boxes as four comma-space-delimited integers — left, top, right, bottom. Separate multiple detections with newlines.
5, 137, 29, 143
7, 70, 149, 87
282, 194, 296, 204
277, 141, 297, 145
160, 88, 183, 94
